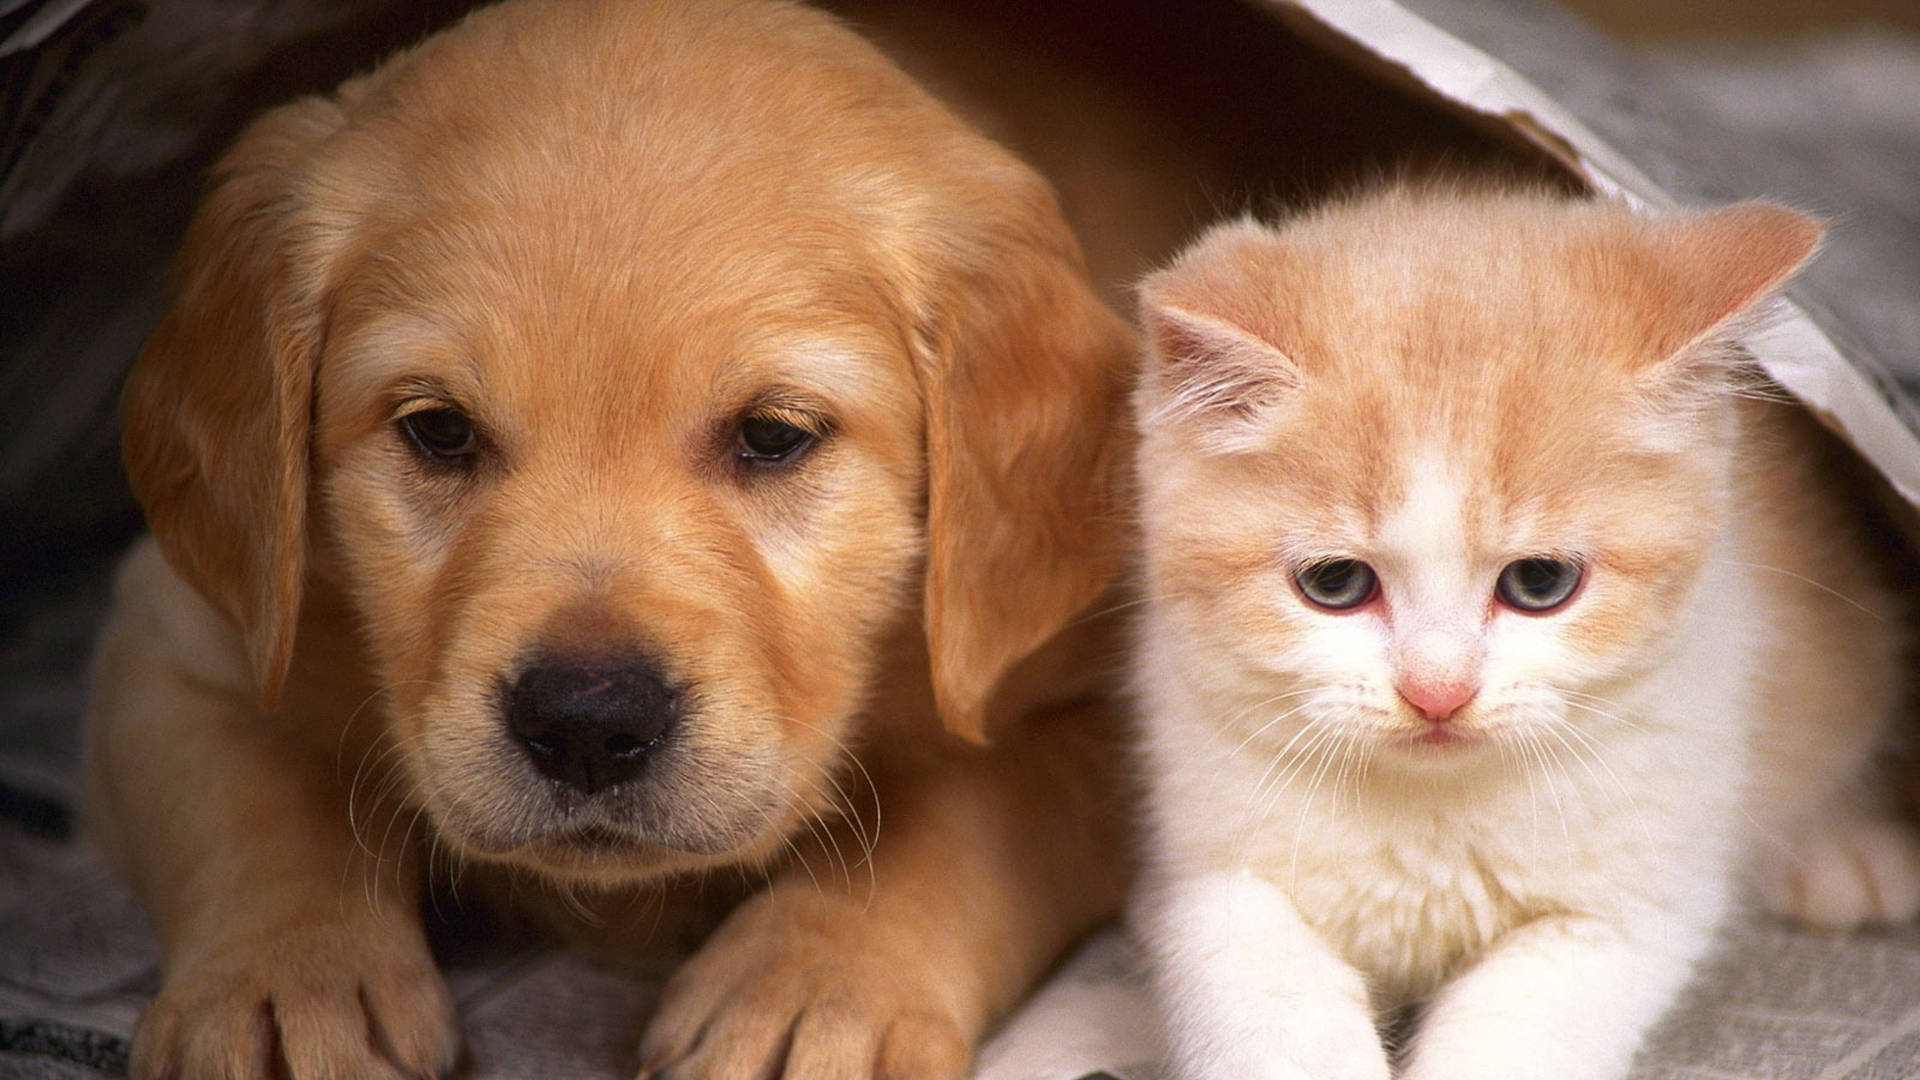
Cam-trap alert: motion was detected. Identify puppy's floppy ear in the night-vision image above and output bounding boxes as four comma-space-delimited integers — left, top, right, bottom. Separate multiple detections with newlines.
913, 181, 1135, 744
121, 96, 350, 711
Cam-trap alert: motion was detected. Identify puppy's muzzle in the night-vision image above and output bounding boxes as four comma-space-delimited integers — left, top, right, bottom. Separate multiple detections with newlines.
507, 654, 680, 795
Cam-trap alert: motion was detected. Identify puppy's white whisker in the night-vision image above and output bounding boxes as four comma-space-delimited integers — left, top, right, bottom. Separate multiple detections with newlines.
783, 717, 881, 903
777, 770, 846, 895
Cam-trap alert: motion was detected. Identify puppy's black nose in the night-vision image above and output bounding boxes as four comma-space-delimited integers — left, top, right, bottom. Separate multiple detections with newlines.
507, 656, 678, 795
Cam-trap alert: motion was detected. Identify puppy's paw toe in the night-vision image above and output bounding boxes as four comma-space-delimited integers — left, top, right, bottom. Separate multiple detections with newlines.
642, 992, 967, 1080
639, 891, 970, 1080
131, 928, 458, 1080
1765, 817, 1920, 930
875, 1012, 970, 1080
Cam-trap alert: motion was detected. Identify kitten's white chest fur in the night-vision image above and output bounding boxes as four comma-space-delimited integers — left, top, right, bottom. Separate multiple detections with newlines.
1269, 813, 1582, 1006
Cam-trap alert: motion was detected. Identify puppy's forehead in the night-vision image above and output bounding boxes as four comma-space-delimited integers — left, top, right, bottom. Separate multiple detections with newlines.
302, 0, 1020, 446
329, 259, 914, 430
324, 0, 972, 266
325, 157, 917, 413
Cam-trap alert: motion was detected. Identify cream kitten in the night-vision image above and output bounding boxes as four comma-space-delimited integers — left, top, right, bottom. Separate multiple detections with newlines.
1127, 185, 1920, 1080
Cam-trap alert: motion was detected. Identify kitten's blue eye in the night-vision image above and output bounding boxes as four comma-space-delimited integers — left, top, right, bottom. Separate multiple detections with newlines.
1296, 559, 1377, 611
1497, 557, 1582, 612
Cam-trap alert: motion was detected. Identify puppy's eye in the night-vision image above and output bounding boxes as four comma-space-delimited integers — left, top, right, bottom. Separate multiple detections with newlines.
1497, 557, 1583, 613
398, 407, 478, 463
1296, 559, 1377, 611
736, 414, 815, 464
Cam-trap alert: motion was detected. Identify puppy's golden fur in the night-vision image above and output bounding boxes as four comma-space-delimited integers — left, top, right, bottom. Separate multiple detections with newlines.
86, 1, 1134, 1076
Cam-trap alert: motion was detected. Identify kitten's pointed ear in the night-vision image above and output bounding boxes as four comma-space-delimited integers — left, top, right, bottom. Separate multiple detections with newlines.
1646, 202, 1824, 359
1138, 301, 1300, 422
1136, 224, 1302, 446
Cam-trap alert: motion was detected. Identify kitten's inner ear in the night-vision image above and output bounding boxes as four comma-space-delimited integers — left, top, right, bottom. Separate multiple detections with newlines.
1139, 301, 1302, 435
1646, 203, 1823, 359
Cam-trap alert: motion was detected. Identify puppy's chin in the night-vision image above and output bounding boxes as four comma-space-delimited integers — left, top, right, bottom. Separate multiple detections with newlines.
440, 797, 786, 885
412, 737, 793, 885
484, 820, 785, 885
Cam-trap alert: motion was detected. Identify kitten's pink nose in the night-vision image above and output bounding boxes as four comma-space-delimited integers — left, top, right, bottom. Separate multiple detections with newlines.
1398, 679, 1477, 722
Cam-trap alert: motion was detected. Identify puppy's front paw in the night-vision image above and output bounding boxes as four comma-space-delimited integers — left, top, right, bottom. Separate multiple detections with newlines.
639, 887, 970, 1080
1764, 816, 1920, 930
131, 922, 457, 1080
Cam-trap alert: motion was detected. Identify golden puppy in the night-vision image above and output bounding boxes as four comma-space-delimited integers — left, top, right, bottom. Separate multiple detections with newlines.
84, 1, 1134, 1076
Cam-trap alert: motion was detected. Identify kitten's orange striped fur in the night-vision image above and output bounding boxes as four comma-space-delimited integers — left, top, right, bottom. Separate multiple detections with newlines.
1129, 185, 1920, 1080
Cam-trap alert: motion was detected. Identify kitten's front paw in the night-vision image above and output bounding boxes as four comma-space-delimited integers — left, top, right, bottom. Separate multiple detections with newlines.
130, 921, 457, 1080
1167, 998, 1389, 1080
1139, 869, 1388, 1080
1764, 816, 1920, 929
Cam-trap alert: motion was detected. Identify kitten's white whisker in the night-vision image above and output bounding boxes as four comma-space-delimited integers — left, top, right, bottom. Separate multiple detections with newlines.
1332, 735, 1362, 815
1537, 719, 1602, 781
1225, 697, 1334, 863
1222, 690, 1324, 756
1355, 728, 1380, 794
1239, 699, 1327, 795
1719, 559, 1882, 620
1239, 729, 1320, 845
1237, 720, 1337, 874
1522, 732, 1574, 856
1535, 724, 1604, 822
1503, 734, 1542, 865
1287, 726, 1349, 886
1544, 716, 1656, 848
1254, 720, 1338, 811
1550, 691, 1651, 733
